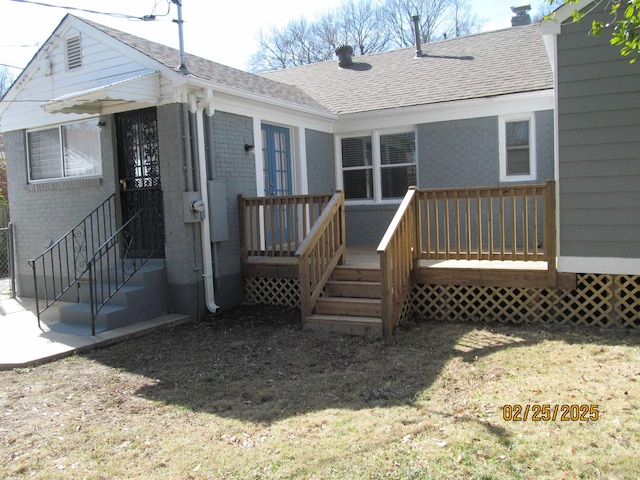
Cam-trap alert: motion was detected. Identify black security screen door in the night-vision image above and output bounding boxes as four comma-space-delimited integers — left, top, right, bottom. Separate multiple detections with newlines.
116, 107, 165, 258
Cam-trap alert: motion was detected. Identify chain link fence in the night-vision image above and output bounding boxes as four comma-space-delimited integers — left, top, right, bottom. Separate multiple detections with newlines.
0, 223, 15, 298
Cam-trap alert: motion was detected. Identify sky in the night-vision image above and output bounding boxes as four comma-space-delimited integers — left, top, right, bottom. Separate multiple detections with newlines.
0, 0, 552, 77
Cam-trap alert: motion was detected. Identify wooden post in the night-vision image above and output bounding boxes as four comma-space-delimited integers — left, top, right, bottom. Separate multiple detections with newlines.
338, 190, 346, 265
238, 195, 247, 275
380, 250, 393, 337
299, 254, 311, 328
545, 180, 557, 287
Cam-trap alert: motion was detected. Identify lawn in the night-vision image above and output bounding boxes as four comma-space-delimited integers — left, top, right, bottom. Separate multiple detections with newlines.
1, 305, 639, 479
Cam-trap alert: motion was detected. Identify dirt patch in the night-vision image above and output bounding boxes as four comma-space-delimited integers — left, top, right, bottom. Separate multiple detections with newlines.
1, 305, 639, 479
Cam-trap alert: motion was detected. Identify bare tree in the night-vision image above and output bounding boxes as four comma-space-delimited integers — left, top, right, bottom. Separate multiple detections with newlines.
334, 0, 391, 55
248, 18, 334, 72
443, 0, 481, 39
247, 0, 483, 72
382, 0, 451, 47
0, 66, 14, 98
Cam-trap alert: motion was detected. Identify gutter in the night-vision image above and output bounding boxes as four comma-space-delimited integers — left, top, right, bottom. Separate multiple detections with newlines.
188, 91, 219, 313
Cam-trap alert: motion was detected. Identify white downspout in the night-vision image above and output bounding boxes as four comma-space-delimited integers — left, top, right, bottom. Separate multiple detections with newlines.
189, 91, 219, 313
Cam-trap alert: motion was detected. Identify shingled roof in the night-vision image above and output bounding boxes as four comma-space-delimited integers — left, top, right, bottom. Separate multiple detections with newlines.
261, 23, 554, 115
79, 17, 330, 114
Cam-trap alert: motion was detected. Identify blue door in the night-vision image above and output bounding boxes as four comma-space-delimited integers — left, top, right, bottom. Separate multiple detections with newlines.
262, 124, 293, 244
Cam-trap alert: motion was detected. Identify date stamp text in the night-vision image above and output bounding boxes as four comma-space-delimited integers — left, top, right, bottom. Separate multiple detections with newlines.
502, 404, 599, 422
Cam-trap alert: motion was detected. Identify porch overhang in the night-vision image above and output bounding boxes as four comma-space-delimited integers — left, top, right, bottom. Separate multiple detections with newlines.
41, 71, 160, 114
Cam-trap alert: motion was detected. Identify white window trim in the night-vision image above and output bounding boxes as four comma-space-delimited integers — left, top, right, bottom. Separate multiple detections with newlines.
26, 119, 102, 183
337, 127, 417, 205
499, 114, 537, 183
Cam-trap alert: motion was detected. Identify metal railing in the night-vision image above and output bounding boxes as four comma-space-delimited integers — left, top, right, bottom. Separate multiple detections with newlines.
29, 195, 117, 327
86, 204, 164, 335
28, 194, 163, 333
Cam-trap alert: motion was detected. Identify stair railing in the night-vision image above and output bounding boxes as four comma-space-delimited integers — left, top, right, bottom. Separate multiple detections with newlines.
377, 187, 419, 337
295, 191, 346, 325
86, 203, 164, 335
29, 194, 117, 329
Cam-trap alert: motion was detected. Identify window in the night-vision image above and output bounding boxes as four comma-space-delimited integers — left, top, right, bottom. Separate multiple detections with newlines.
341, 130, 416, 202
27, 120, 101, 182
341, 136, 373, 200
380, 132, 416, 199
499, 115, 536, 182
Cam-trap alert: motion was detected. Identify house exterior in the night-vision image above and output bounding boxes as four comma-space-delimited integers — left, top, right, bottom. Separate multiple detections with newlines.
0, 12, 562, 324
541, 0, 640, 278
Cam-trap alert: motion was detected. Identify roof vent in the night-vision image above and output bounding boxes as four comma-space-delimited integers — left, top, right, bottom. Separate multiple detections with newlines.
412, 15, 424, 58
335, 45, 354, 68
511, 5, 532, 27
65, 34, 82, 70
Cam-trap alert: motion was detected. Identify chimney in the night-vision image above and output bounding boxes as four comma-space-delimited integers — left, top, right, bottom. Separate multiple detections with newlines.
335, 45, 354, 68
511, 5, 532, 27
412, 15, 423, 58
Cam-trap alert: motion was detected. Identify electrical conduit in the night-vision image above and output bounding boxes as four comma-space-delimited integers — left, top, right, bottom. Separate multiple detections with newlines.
189, 91, 219, 313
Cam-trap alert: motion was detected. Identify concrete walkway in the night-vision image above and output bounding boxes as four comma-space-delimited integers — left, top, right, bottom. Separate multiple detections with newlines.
0, 295, 191, 370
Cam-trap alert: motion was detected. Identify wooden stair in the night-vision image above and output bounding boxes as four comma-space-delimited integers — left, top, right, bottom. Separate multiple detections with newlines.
304, 265, 383, 338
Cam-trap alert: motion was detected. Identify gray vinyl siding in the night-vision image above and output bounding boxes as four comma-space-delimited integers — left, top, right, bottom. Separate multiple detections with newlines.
305, 129, 335, 195
557, 2, 640, 259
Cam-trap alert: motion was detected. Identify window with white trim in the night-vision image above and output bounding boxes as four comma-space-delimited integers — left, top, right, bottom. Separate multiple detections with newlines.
341, 130, 416, 202
27, 120, 102, 182
499, 115, 536, 182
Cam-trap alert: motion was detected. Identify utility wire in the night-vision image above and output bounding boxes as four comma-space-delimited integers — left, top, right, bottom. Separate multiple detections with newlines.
8, 0, 169, 21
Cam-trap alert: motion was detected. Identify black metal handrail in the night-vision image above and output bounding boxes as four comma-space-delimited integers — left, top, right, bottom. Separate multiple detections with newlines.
29, 194, 117, 328
86, 204, 164, 335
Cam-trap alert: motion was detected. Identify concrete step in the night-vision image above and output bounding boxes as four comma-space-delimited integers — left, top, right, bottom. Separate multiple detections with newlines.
325, 280, 381, 299
305, 314, 382, 338
332, 265, 381, 282
315, 296, 382, 317
58, 259, 168, 332
58, 302, 130, 331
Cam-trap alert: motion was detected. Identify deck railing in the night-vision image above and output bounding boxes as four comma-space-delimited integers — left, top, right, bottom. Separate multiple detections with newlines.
377, 187, 419, 337
238, 193, 333, 265
295, 191, 346, 323
416, 180, 556, 264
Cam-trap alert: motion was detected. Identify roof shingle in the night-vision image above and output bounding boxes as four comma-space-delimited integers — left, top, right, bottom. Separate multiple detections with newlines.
261, 24, 554, 115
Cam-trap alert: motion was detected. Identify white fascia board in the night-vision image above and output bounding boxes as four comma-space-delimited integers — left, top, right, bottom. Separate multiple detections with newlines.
550, 0, 595, 24
185, 76, 338, 126
333, 89, 555, 134
559, 256, 640, 276
191, 85, 335, 133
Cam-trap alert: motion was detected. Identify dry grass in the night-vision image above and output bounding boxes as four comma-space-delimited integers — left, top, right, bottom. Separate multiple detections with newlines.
1, 305, 639, 479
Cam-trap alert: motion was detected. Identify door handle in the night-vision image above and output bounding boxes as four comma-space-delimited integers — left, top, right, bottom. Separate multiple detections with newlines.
120, 179, 127, 191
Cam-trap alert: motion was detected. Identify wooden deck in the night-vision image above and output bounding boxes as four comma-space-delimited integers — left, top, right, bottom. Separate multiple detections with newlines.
246, 246, 575, 289
239, 183, 575, 337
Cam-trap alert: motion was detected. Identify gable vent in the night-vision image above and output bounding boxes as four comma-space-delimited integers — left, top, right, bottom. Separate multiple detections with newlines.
65, 35, 82, 70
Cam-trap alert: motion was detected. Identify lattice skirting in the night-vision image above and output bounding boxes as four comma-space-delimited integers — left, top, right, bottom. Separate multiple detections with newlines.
245, 276, 300, 307
412, 274, 640, 328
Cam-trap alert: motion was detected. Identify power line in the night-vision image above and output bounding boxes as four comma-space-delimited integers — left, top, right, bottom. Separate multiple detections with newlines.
8, 0, 169, 21
0, 63, 25, 70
